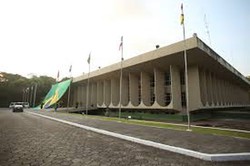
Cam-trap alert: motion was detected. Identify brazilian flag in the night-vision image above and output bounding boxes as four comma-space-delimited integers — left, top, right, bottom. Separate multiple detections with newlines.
42, 79, 71, 109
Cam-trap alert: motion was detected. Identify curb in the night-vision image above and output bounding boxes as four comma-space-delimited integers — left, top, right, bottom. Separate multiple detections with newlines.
26, 111, 250, 161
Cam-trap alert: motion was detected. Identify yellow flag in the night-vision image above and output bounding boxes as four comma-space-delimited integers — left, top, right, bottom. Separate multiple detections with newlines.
180, 14, 184, 25
180, 3, 184, 25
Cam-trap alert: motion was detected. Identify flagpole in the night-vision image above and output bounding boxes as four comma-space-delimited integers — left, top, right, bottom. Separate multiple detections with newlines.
29, 86, 33, 107
181, 3, 191, 131
33, 84, 37, 107
67, 83, 71, 108
86, 53, 91, 115
57, 70, 60, 82
119, 36, 123, 119
67, 66, 72, 109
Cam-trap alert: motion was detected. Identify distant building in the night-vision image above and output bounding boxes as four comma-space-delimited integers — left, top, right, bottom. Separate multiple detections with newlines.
70, 36, 250, 113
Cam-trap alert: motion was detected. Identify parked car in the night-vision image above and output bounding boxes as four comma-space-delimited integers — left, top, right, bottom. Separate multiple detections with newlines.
9, 102, 15, 109
23, 102, 29, 108
12, 102, 24, 112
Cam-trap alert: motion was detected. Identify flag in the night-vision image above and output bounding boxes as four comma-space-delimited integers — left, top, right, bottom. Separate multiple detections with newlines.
180, 3, 184, 25
119, 36, 123, 51
69, 65, 72, 73
87, 52, 91, 64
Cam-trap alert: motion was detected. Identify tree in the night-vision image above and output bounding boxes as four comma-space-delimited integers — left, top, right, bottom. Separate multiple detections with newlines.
0, 72, 56, 107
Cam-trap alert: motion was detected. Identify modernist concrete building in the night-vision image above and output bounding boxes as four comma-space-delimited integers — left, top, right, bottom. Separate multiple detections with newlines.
70, 35, 250, 113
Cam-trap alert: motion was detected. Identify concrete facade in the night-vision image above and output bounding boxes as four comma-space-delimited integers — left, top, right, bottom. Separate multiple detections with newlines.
71, 36, 250, 112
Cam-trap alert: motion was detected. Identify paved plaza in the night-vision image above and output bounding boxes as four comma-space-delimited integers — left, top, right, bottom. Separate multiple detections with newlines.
0, 108, 249, 165
27, 109, 250, 154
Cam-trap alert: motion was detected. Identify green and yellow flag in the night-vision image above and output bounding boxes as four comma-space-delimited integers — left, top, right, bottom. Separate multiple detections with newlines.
42, 79, 71, 109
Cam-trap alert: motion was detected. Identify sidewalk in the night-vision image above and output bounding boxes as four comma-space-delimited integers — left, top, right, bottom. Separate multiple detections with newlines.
26, 109, 250, 155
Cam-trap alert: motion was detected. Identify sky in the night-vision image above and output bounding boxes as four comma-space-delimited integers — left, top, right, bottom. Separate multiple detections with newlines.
0, 0, 249, 79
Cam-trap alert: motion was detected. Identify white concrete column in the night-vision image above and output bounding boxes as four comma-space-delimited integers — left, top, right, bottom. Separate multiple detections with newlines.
237, 86, 242, 105
228, 82, 232, 105
211, 73, 217, 106
238, 87, 244, 105
219, 79, 224, 106
217, 79, 223, 106
224, 81, 229, 105
199, 69, 207, 107
232, 84, 237, 105
170, 65, 182, 111
87, 83, 92, 108
213, 74, 218, 106
111, 78, 119, 106
154, 68, 165, 106
122, 76, 129, 106
230, 82, 234, 105
222, 79, 226, 106
81, 85, 86, 108
104, 79, 111, 107
129, 73, 140, 106
214, 75, 220, 106
79, 86, 84, 107
243, 89, 250, 104
91, 82, 97, 107
187, 66, 202, 111
141, 72, 151, 106
77, 86, 81, 106
72, 87, 77, 107
206, 71, 213, 106
97, 81, 104, 106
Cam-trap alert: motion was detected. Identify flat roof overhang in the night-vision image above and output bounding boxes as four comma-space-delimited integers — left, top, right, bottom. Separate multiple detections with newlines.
73, 36, 250, 89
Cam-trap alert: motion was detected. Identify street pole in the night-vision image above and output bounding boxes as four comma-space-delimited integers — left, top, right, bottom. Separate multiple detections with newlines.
25, 88, 28, 102
29, 86, 33, 107
119, 36, 123, 119
33, 84, 37, 107
86, 53, 91, 115
181, 3, 191, 131
67, 79, 72, 109
27, 88, 29, 102
22, 89, 25, 102
67, 66, 72, 109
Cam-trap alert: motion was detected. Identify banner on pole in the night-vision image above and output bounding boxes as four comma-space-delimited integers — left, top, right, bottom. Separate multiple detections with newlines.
41, 79, 71, 109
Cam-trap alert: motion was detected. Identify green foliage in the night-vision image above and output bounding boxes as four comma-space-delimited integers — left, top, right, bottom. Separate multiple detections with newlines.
0, 72, 57, 107
79, 114, 250, 139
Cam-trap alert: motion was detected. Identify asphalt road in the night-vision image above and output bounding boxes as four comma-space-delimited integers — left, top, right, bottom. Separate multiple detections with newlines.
0, 108, 249, 166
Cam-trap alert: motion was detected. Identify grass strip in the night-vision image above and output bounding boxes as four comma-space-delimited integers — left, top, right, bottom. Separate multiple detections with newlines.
42, 111, 250, 139
85, 115, 250, 139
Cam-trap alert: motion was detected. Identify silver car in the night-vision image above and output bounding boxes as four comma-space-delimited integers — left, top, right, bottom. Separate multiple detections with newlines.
12, 102, 24, 112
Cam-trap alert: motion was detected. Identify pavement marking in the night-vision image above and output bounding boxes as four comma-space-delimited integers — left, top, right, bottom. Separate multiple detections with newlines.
26, 111, 250, 161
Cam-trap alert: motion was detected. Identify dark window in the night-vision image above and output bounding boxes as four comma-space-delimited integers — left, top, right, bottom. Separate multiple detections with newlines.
150, 76, 155, 105
150, 76, 155, 87
165, 73, 171, 86
165, 93, 171, 105
181, 92, 186, 107
150, 93, 155, 105
180, 72, 185, 85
